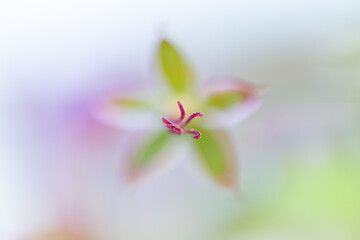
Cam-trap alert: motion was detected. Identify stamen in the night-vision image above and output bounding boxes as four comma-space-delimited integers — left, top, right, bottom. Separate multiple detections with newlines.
161, 117, 172, 125
183, 112, 204, 126
161, 101, 204, 140
165, 124, 182, 134
174, 101, 185, 123
185, 129, 201, 139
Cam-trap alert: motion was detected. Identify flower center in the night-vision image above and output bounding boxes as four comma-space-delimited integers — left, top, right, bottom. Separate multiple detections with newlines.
161, 101, 204, 139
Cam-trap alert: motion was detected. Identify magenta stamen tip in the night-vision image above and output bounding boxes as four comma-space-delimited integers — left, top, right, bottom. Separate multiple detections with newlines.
162, 117, 172, 125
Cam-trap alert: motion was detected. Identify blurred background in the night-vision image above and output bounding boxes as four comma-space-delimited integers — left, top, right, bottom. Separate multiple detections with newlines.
1, 0, 360, 239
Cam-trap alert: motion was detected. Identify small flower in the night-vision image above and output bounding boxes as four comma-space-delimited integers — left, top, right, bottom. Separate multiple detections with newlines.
96, 39, 261, 188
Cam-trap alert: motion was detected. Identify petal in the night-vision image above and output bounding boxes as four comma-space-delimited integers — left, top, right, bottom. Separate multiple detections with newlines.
111, 98, 150, 109
207, 91, 246, 109
92, 86, 161, 131
194, 128, 237, 188
126, 131, 173, 182
158, 39, 193, 94
203, 78, 262, 128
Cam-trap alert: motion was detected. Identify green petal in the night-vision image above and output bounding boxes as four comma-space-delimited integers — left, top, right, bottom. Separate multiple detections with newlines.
128, 131, 171, 180
207, 91, 247, 109
194, 128, 237, 188
159, 40, 192, 93
111, 99, 150, 109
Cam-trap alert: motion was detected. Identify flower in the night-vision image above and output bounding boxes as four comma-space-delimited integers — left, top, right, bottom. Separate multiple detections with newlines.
96, 39, 261, 188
